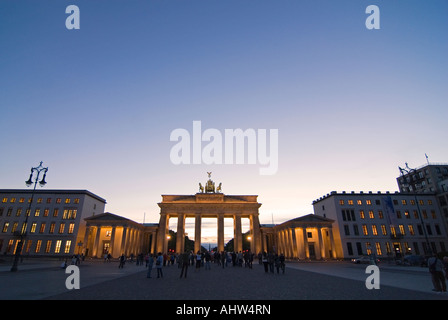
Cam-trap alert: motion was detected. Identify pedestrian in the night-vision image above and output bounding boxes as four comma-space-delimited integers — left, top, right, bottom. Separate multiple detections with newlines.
428, 253, 446, 292
180, 251, 189, 278
443, 256, 448, 279
262, 251, 269, 273
118, 253, 126, 269
268, 252, 275, 273
156, 252, 164, 278
195, 251, 202, 271
205, 251, 211, 270
221, 251, 226, 268
146, 254, 154, 278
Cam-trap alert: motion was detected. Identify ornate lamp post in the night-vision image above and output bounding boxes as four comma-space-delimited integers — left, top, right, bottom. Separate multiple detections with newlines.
11, 161, 48, 272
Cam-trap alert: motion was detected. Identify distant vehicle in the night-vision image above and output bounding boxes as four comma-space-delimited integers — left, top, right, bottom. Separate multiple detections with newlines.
403, 255, 427, 267
351, 256, 379, 264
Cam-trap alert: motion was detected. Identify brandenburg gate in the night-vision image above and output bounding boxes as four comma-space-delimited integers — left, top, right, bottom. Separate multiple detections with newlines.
156, 173, 262, 254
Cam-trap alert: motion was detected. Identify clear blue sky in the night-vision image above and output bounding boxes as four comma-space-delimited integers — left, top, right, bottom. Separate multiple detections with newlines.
1, 0, 447, 242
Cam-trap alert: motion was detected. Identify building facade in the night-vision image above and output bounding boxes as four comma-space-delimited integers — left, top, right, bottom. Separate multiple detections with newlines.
397, 163, 448, 234
261, 214, 337, 260
0, 189, 106, 257
312, 191, 448, 260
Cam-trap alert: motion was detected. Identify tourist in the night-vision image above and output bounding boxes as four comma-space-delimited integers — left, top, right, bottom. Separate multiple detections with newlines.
268, 252, 275, 273
146, 254, 154, 278
156, 252, 164, 278
118, 253, 126, 269
180, 251, 190, 278
262, 251, 269, 273
205, 251, 211, 270
428, 253, 446, 292
195, 251, 202, 271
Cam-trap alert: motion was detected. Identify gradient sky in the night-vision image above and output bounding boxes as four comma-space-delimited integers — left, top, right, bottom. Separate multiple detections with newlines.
1, 0, 447, 244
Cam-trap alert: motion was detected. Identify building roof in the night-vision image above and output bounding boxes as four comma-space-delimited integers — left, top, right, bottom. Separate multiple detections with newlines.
0, 189, 107, 203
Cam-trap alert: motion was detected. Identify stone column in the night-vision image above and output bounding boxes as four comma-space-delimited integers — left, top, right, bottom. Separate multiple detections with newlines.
156, 214, 168, 254
151, 231, 156, 254
318, 227, 325, 259
234, 215, 242, 252
250, 214, 262, 254
290, 228, 298, 258
302, 227, 309, 259
176, 213, 185, 253
83, 226, 90, 256
120, 226, 128, 256
194, 214, 201, 253
328, 228, 337, 258
109, 226, 116, 257
92, 226, 101, 258
217, 214, 225, 252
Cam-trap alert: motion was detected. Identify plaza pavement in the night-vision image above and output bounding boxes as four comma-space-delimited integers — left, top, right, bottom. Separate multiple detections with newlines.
0, 257, 446, 301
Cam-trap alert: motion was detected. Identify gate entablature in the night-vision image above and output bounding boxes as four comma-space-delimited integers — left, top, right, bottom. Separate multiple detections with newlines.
157, 174, 262, 254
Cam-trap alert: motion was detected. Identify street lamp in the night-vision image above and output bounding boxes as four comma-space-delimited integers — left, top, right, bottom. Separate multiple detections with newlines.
11, 161, 48, 272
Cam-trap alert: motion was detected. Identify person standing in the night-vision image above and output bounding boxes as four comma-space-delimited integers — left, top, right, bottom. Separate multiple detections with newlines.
156, 252, 164, 278
262, 251, 269, 273
146, 254, 154, 278
118, 253, 126, 269
195, 251, 202, 271
205, 251, 211, 270
428, 253, 446, 292
180, 251, 190, 278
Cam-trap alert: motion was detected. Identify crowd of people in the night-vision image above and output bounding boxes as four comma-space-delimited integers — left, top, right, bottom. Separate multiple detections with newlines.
112, 250, 286, 279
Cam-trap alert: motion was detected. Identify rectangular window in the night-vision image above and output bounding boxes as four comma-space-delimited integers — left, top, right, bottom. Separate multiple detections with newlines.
49, 223, 56, 234
408, 225, 415, 235
378, 210, 384, 219
16, 208, 22, 217
39, 223, 46, 233
372, 225, 378, 236
45, 240, 52, 253
35, 240, 42, 253
64, 241, 72, 254
381, 224, 387, 235
362, 224, 368, 236
369, 210, 374, 219
399, 225, 405, 235
353, 225, 359, 236
375, 242, 382, 256
344, 225, 350, 236
34, 209, 40, 217
58, 223, 65, 234
2, 222, 9, 233
30, 223, 37, 233
68, 223, 75, 234
360, 210, 365, 219
55, 240, 62, 253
